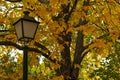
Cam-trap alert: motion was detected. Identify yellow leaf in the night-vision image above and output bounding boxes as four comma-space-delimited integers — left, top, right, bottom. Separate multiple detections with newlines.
52, 63, 61, 69
74, 64, 80, 69
53, 75, 64, 80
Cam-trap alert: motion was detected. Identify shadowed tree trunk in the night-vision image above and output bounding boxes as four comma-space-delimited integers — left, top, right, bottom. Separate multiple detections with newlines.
56, 30, 85, 80
71, 31, 84, 80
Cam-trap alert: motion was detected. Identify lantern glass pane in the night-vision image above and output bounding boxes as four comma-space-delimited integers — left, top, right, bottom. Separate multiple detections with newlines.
23, 20, 38, 39
14, 21, 22, 40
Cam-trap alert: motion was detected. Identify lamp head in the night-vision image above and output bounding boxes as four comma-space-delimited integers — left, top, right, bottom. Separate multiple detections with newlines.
13, 11, 39, 41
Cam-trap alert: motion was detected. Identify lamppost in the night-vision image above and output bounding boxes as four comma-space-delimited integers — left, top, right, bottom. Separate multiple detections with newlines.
13, 11, 39, 80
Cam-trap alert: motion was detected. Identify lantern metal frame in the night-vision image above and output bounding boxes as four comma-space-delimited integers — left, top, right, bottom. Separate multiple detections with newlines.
13, 11, 39, 42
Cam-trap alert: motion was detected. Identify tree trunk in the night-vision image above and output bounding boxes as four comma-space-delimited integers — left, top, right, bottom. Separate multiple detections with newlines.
60, 45, 72, 80
56, 32, 72, 80
71, 31, 84, 80
57, 31, 84, 80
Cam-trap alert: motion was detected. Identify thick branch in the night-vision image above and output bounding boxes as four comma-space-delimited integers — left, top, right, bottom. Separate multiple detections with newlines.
56, 31, 72, 79
38, 0, 49, 4
71, 31, 84, 79
28, 47, 55, 63
34, 42, 50, 54
0, 41, 55, 63
65, 0, 78, 22
0, 30, 14, 32
6, 0, 22, 2
0, 41, 23, 50
71, 1, 90, 79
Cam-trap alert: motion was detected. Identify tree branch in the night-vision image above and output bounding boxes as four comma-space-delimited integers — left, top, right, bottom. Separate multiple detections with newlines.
65, 0, 78, 22
34, 42, 50, 54
0, 30, 14, 32
71, 0, 90, 79
0, 40, 55, 63
71, 31, 84, 79
6, 0, 22, 2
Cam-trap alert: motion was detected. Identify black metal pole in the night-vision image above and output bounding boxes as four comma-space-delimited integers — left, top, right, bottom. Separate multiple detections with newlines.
23, 45, 28, 80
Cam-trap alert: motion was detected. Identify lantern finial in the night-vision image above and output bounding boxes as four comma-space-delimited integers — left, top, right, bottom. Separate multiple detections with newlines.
23, 11, 30, 16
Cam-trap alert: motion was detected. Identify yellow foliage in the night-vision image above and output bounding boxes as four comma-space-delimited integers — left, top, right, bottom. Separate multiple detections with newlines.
53, 75, 64, 80
74, 64, 80, 69
96, 0, 102, 2
0, 67, 2, 73
87, 39, 111, 57
110, 30, 120, 42
1, 0, 120, 79
52, 63, 61, 70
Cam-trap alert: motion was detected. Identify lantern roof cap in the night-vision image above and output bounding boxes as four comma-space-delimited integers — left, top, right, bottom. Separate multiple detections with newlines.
22, 11, 39, 22
13, 11, 39, 25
